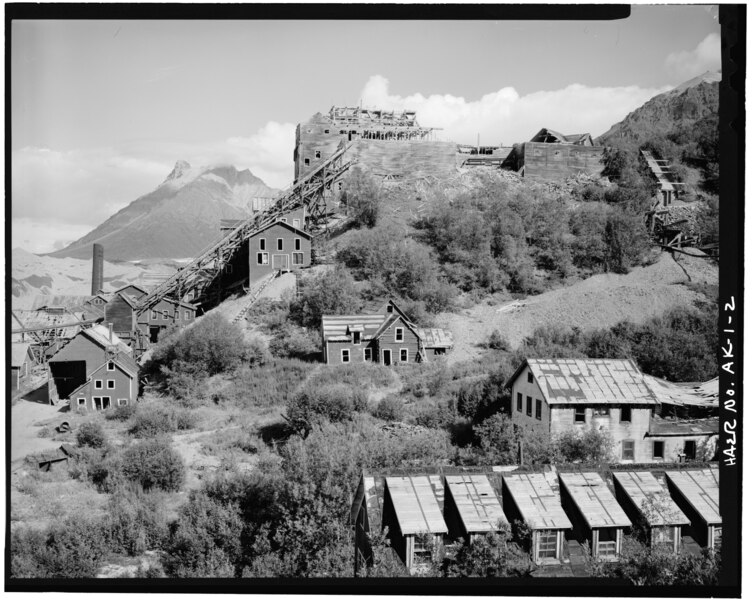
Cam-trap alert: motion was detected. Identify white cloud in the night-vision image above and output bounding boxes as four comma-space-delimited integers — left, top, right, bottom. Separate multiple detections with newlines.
12, 217, 93, 255
360, 75, 669, 146
665, 33, 721, 82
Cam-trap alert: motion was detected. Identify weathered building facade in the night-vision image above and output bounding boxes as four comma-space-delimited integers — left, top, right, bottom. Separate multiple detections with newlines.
247, 220, 312, 284
135, 297, 197, 344
510, 128, 604, 182
665, 468, 721, 550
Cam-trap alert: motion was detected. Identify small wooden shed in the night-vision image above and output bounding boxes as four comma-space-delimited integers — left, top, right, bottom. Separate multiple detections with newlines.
665, 469, 721, 550
558, 472, 631, 560
382, 476, 448, 573
502, 473, 572, 563
443, 474, 508, 544
612, 471, 690, 554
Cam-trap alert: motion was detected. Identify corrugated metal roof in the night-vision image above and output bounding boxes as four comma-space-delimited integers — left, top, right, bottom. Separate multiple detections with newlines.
504, 473, 572, 530
445, 474, 507, 533
643, 375, 718, 408
11, 343, 32, 367
526, 358, 659, 406
418, 328, 454, 349
647, 416, 718, 436
665, 469, 720, 526
11, 309, 86, 339
322, 314, 386, 342
612, 471, 690, 527
385, 476, 448, 535
559, 472, 631, 529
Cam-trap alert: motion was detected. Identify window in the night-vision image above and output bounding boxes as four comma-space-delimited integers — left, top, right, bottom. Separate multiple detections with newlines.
94, 380, 103, 390
653, 441, 665, 460
277, 238, 283, 251
353, 331, 361, 345
117, 398, 128, 407
538, 530, 559, 560
517, 393, 523, 412
683, 440, 697, 460
151, 310, 157, 320
77, 398, 86, 407
594, 407, 609, 416
364, 348, 372, 361
281, 218, 287, 223
526, 396, 532, 416
259, 238, 266, 250
341, 349, 350, 363
596, 528, 618, 559
292, 252, 304, 265
622, 440, 635, 461
293, 219, 301, 228
304, 158, 310, 166
395, 327, 404, 342
386, 304, 393, 313
185, 310, 190, 320
535, 399, 542, 420
315, 150, 321, 159
163, 310, 169, 320
574, 407, 586, 423
527, 371, 534, 383
257, 252, 269, 265
400, 348, 408, 362
620, 407, 632, 423
107, 380, 115, 389
324, 129, 330, 134
295, 238, 302, 251
107, 361, 115, 371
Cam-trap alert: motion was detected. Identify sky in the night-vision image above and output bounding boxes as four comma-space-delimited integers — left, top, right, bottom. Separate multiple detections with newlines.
11, 6, 721, 254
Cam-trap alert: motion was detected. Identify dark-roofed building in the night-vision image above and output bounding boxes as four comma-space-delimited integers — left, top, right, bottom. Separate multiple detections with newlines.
501, 473, 572, 564
112, 283, 149, 301
558, 472, 631, 560
321, 299, 452, 365
443, 474, 507, 544
47, 324, 138, 410
612, 471, 690, 554
665, 468, 721, 550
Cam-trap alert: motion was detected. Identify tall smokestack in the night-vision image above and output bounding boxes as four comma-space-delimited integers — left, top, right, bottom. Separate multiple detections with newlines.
91, 243, 104, 295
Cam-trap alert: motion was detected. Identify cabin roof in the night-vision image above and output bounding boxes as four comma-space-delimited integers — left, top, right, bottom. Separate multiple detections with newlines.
418, 328, 454, 349
11, 343, 32, 367
559, 472, 632, 529
249, 219, 312, 239
385, 476, 448, 535
665, 469, 721, 525
321, 314, 386, 342
647, 416, 718, 436
81, 324, 132, 354
503, 473, 572, 530
445, 474, 507, 533
643, 375, 718, 408
612, 471, 690, 527
506, 358, 659, 406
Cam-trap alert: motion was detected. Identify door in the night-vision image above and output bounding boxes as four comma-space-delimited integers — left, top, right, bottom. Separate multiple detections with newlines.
683, 440, 697, 460
382, 349, 392, 366
273, 254, 289, 270
149, 326, 160, 343
93, 397, 103, 410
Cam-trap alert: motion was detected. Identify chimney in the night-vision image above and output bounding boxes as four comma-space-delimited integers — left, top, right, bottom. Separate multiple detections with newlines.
108, 323, 113, 343
91, 243, 104, 296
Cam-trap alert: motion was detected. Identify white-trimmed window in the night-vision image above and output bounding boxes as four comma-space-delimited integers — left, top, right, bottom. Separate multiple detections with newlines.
395, 327, 404, 342
295, 238, 302, 251
151, 310, 158, 320
257, 252, 269, 265
94, 380, 103, 390
364, 348, 372, 361
184, 310, 190, 320
574, 407, 586, 423
315, 150, 321, 159
277, 238, 284, 251
259, 238, 266, 250
107, 380, 115, 389
341, 349, 350, 363
293, 219, 301, 228
400, 348, 408, 362
77, 398, 86, 407
162, 310, 169, 320
117, 398, 128, 407
304, 158, 310, 166
292, 252, 304, 266
107, 361, 115, 371
622, 440, 635, 461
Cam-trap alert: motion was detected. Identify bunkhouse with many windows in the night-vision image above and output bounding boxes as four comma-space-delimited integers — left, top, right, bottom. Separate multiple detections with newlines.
557, 471, 631, 561
135, 297, 197, 344
506, 358, 718, 464
248, 215, 312, 284
321, 299, 453, 365
612, 471, 690, 554
665, 468, 721, 550
47, 324, 138, 410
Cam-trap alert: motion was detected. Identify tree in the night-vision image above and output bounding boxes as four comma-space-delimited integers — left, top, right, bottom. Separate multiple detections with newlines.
76, 422, 107, 448
553, 427, 614, 463
121, 438, 185, 492
443, 525, 532, 577
473, 414, 518, 464
340, 167, 381, 228
289, 266, 361, 329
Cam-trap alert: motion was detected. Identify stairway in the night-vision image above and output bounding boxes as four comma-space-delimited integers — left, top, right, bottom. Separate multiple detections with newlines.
232, 272, 280, 325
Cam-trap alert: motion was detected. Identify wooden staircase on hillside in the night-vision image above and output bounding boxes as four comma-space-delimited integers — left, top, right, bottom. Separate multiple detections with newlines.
232, 271, 280, 325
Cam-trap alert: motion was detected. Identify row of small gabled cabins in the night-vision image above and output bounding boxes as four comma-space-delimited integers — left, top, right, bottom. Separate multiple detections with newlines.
352, 466, 721, 575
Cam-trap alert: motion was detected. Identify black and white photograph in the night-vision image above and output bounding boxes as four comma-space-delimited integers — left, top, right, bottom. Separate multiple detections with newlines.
5, 4, 743, 595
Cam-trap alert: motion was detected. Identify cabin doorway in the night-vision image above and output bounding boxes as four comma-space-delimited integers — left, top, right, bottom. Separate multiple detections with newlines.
93, 397, 102, 410
149, 326, 160, 344
273, 254, 289, 270
382, 349, 392, 366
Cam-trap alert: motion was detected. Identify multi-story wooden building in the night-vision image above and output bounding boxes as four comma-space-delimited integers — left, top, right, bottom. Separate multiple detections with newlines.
247, 219, 312, 284
135, 297, 197, 344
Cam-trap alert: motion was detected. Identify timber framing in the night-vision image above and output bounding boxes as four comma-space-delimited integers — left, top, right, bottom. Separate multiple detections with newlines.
134, 143, 355, 315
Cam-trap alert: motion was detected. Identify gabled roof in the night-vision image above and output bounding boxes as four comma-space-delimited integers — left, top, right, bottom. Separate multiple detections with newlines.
445, 474, 507, 534
322, 314, 386, 342
562, 133, 594, 145
665, 469, 720, 526
530, 128, 568, 143
110, 292, 138, 309
612, 471, 690, 527
11, 343, 33, 367
503, 473, 572, 530
113, 283, 148, 296
506, 358, 659, 406
249, 219, 312, 239
81, 324, 132, 354
373, 312, 422, 342
559, 472, 631, 529
385, 476, 448, 535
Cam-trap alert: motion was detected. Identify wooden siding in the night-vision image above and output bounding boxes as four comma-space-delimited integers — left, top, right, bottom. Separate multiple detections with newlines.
70, 361, 134, 411
521, 142, 603, 182
104, 295, 136, 335
375, 316, 422, 365
510, 364, 550, 435
248, 222, 311, 283
325, 339, 377, 365
48, 334, 110, 376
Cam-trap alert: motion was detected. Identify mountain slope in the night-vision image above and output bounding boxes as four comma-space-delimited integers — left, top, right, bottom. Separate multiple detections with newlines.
50, 162, 279, 261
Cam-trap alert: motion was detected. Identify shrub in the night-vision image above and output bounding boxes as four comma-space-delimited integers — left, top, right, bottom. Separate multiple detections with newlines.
103, 485, 169, 556
286, 383, 367, 433
444, 526, 532, 577
76, 422, 107, 448
129, 405, 196, 437
340, 166, 380, 228
213, 359, 310, 408
486, 329, 510, 351
553, 427, 614, 463
288, 266, 361, 329
105, 402, 138, 421
121, 439, 185, 492
473, 413, 518, 464
372, 395, 404, 421
268, 325, 320, 360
